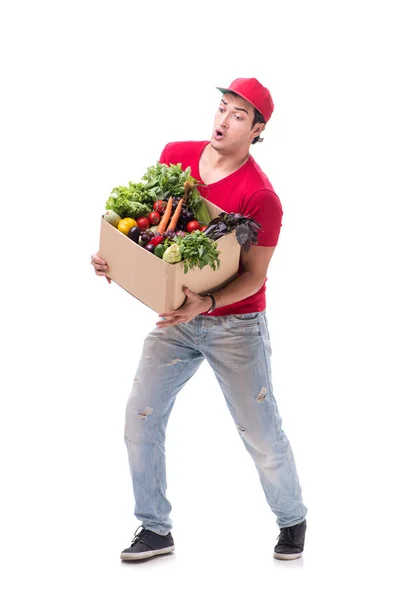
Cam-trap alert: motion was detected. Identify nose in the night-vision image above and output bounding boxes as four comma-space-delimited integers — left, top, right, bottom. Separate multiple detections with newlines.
219, 113, 229, 129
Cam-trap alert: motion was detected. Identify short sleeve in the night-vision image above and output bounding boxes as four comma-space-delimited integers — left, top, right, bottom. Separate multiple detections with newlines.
241, 189, 283, 247
159, 144, 170, 165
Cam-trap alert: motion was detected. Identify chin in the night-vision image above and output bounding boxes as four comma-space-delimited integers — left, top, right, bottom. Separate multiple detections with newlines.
210, 139, 227, 153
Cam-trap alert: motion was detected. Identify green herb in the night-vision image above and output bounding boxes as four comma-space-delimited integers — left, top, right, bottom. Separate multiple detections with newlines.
173, 231, 221, 274
142, 162, 194, 199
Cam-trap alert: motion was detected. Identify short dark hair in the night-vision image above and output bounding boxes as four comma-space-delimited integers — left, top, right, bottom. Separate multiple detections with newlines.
223, 91, 265, 144
251, 107, 266, 144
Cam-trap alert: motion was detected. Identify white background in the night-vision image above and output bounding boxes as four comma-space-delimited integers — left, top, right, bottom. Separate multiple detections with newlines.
1, 0, 399, 598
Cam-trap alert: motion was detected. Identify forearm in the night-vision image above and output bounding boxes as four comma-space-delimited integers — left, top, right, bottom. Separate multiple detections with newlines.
157, 267, 267, 328
211, 272, 265, 310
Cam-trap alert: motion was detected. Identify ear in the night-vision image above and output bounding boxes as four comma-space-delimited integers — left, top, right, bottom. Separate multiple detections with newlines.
252, 123, 265, 138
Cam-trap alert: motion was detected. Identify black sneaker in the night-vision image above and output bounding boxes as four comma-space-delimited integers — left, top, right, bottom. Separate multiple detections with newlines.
274, 519, 307, 560
120, 525, 175, 561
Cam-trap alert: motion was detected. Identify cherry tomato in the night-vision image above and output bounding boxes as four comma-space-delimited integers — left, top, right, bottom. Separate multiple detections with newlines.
149, 211, 161, 225
186, 220, 201, 233
136, 216, 150, 230
153, 201, 166, 213
200, 225, 208, 232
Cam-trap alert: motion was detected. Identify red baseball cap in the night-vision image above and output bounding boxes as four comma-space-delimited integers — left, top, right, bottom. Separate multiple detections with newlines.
216, 78, 274, 123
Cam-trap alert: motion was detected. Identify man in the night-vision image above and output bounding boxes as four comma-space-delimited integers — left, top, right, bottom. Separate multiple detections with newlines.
91, 78, 308, 561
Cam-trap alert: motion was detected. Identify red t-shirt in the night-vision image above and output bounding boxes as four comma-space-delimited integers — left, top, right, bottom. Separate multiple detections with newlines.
159, 140, 283, 316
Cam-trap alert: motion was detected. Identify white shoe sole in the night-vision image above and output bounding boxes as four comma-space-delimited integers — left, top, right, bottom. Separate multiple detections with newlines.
120, 545, 175, 561
273, 551, 302, 560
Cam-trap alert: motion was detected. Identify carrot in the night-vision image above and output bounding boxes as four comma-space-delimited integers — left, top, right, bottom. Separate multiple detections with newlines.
168, 196, 185, 232
157, 196, 173, 234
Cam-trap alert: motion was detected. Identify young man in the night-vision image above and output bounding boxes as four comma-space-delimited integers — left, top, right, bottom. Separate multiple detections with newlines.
91, 78, 308, 561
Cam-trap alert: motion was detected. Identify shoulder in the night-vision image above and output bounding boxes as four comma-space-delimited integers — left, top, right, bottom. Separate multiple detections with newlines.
239, 164, 284, 246
244, 156, 279, 197
240, 157, 282, 212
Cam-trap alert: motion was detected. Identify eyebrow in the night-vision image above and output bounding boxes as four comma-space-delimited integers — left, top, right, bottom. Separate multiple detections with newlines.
221, 98, 249, 114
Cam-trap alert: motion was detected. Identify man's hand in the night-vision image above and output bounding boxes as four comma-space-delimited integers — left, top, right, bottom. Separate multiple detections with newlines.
156, 287, 211, 328
91, 252, 111, 284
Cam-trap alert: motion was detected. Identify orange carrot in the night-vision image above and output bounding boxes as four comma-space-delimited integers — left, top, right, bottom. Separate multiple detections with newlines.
168, 196, 185, 232
157, 196, 173, 234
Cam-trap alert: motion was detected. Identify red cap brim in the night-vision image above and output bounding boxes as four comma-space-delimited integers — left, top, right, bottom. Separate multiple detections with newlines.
216, 86, 263, 118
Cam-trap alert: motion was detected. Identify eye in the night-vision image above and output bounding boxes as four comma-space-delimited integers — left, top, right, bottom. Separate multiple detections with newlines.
218, 107, 224, 113
234, 114, 242, 120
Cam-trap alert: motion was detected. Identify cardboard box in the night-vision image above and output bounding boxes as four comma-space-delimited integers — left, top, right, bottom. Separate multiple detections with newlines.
99, 199, 240, 314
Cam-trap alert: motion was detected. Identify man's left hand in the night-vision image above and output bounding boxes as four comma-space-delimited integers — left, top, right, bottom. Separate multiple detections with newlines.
156, 287, 212, 328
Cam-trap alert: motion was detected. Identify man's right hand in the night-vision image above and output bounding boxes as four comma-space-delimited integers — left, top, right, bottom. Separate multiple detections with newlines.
91, 252, 111, 284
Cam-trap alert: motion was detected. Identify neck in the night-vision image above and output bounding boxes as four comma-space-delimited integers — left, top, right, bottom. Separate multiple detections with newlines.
207, 143, 250, 172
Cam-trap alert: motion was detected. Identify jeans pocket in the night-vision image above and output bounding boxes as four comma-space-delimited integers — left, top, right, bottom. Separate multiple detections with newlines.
219, 312, 261, 335
230, 312, 260, 322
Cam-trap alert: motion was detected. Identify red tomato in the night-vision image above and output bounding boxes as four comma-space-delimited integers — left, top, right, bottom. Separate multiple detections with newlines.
153, 201, 166, 214
149, 211, 161, 225
186, 220, 201, 233
200, 225, 208, 232
152, 235, 164, 247
136, 217, 150, 230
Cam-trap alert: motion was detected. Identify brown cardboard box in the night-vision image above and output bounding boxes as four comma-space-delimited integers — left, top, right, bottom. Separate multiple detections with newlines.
99, 199, 240, 314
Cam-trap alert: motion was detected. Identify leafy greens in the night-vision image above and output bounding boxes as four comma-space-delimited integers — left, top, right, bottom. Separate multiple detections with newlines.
105, 162, 211, 224
164, 230, 221, 274
203, 212, 262, 252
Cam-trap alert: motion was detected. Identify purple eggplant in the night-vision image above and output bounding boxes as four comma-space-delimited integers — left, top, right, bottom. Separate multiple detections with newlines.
128, 226, 140, 243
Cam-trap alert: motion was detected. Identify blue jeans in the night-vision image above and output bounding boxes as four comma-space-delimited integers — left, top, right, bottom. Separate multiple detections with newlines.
124, 311, 307, 534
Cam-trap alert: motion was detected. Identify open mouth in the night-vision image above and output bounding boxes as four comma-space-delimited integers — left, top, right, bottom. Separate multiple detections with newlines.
214, 129, 224, 140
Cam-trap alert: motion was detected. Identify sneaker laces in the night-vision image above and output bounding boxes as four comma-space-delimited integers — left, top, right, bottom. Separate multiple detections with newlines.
130, 525, 154, 550
276, 524, 302, 546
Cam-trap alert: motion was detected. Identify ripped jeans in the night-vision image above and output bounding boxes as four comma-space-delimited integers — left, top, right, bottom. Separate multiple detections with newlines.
124, 311, 307, 534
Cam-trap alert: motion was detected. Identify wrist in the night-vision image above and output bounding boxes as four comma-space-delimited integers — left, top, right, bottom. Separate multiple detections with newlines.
203, 293, 216, 313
